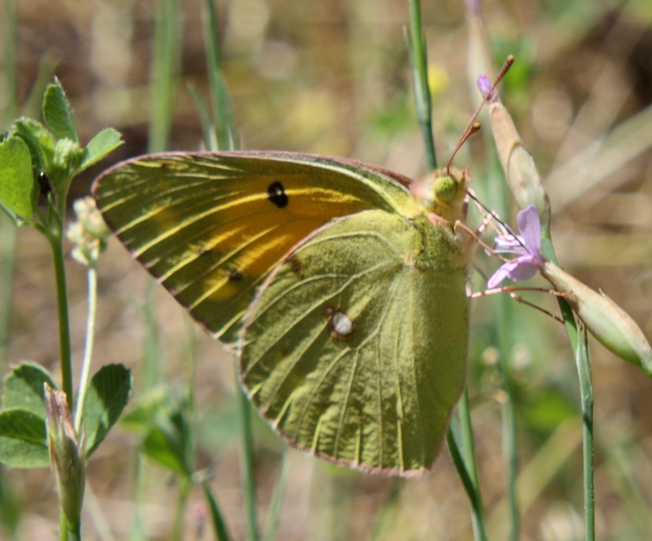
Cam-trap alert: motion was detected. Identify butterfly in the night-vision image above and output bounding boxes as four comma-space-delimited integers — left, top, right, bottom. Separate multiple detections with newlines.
92, 150, 471, 477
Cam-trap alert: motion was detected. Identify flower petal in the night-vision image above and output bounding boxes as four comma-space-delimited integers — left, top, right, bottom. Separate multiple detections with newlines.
477, 74, 492, 95
487, 256, 540, 289
516, 204, 541, 255
487, 260, 521, 289
494, 234, 524, 254
507, 256, 539, 282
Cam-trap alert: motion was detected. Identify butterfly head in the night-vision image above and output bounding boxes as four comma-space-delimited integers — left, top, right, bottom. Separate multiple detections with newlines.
411, 166, 469, 224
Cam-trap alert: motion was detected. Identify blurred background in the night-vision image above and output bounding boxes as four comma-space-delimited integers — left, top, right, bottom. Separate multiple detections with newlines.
2, 0, 652, 539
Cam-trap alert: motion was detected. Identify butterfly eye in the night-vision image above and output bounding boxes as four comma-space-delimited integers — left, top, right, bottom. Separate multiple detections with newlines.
434, 175, 457, 202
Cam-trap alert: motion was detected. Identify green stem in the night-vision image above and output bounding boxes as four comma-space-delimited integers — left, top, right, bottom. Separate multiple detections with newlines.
263, 455, 289, 541
238, 384, 259, 541
149, 0, 182, 153
203, 483, 231, 541
48, 213, 73, 408
496, 294, 519, 541
201, 0, 237, 150
141, 280, 160, 392
407, 0, 437, 171
0, 214, 17, 372
447, 394, 489, 541
500, 396, 519, 541
458, 391, 489, 541
575, 329, 595, 541
0, 0, 18, 440
58, 513, 67, 541
59, 510, 81, 541
541, 225, 592, 539
1, 0, 17, 130
170, 479, 191, 541
75, 264, 98, 431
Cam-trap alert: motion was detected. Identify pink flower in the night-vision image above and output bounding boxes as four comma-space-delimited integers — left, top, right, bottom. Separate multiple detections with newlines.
487, 205, 546, 289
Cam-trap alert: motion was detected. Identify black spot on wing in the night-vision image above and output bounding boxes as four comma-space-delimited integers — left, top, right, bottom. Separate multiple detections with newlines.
267, 181, 289, 208
228, 268, 243, 282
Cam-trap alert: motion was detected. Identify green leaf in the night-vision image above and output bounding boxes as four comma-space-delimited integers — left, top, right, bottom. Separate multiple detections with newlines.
78, 128, 123, 172
42, 79, 79, 143
2, 362, 56, 418
142, 409, 192, 478
12, 117, 55, 174
0, 408, 48, 468
120, 386, 169, 434
82, 364, 132, 458
0, 136, 37, 220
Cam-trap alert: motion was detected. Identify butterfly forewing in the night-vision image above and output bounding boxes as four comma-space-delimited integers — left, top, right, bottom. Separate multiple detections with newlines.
93, 152, 418, 343
240, 209, 468, 477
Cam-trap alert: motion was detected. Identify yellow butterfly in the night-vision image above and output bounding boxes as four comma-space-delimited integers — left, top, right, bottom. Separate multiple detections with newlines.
93, 151, 470, 477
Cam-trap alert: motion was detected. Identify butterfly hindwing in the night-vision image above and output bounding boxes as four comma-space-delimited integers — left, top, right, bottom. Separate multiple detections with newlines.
240, 209, 468, 476
93, 151, 419, 343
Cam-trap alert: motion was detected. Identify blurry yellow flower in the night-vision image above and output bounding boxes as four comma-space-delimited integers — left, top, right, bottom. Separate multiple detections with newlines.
428, 64, 449, 99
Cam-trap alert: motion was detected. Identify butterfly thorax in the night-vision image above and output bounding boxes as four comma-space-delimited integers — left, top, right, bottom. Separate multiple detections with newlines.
410, 166, 468, 226
409, 213, 468, 274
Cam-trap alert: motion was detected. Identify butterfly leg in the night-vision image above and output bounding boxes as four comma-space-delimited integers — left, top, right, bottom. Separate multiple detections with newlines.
470, 285, 570, 323
453, 220, 511, 263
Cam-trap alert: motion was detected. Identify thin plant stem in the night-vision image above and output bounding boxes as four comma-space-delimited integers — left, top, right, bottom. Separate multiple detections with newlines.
575, 328, 595, 541
84, 481, 117, 541
407, 1, 488, 537
197, 3, 257, 536
185, 314, 197, 416
263, 456, 289, 541
458, 390, 489, 541
141, 280, 160, 392
0, 214, 16, 373
499, 393, 518, 541
170, 478, 191, 541
446, 420, 488, 541
1, 1, 18, 384
203, 483, 231, 541
48, 213, 74, 408
0, 0, 18, 396
201, 0, 238, 150
407, 0, 437, 171
140, 0, 183, 390
495, 292, 519, 541
148, 0, 182, 154
539, 203, 593, 537
75, 264, 98, 431
1, 0, 17, 131
238, 384, 259, 541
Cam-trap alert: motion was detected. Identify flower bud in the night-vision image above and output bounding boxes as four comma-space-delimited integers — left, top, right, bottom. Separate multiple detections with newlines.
67, 196, 110, 266
542, 262, 652, 375
45, 384, 85, 529
487, 96, 552, 234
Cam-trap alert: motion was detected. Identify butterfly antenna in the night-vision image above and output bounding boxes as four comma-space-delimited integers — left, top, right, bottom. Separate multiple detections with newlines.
446, 55, 515, 175
446, 123, 481, 174
466, 190, 515, 235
